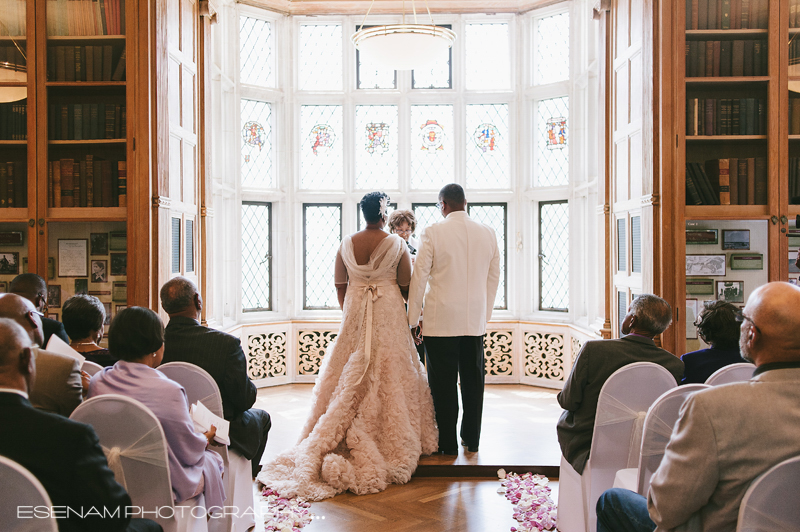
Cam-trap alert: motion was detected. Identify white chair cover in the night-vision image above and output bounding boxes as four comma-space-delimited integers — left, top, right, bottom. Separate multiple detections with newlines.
737, 455, 800, 532
705, 362, 756, 386
81, 360, 104, 376
0, 455, 57, 532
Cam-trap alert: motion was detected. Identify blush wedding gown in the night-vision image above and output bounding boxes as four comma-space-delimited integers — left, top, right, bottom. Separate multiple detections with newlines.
257, 233, 438, 501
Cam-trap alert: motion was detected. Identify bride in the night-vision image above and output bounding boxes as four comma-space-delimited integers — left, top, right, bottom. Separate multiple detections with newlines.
257, 191, 438, 501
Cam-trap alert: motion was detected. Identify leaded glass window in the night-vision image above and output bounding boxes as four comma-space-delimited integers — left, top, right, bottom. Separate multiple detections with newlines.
300, 105, 343, 189
241, 99, 273, 188
539, 201, 569, 311
304, 204, 342, 309
412, 204, 441, 239
412, 25, 453, 89
466, 104, 510, 189
356, 105, 398, 190
468, 203, 507, 309
534, 96, 569, 187
357, 203, 397, 231
298, 24, 343, 91
242, 202, 271, 311
465, 23, 511, 90
240, 16, 274, 87
410, 105, 454, 189
534, 12, 569, 85
356, 43, 396, 89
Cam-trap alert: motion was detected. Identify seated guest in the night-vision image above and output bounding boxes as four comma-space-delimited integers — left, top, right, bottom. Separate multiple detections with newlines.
0, 318, 161, 532
557, 294, 684, 474
89, 307, 226, 510
63, 294, 116, 367
597, 282, 800, 532
681, 300, 745, 384
10, 273, 69, 346
0, 293, 84, 416
160, 276, 271, 477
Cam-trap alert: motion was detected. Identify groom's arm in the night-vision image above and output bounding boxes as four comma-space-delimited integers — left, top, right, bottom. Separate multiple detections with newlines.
407, 228, 433, 327
485, 231, 501, 322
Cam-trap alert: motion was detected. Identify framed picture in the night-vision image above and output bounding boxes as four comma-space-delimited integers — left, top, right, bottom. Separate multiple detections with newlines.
109, 231, 127, 251
686, 229, 719, 245
0, 251, 20, 274
116, 304, 127, 313
112, 282, 127, 302
685, 299, 698, 339
790, 252, 800, 274
110, 253, 127, 276
90, 233, 109, 256
730, 253, 764, 270
789, 229, 800, 248
0, 281, 6, 293
722, 230, 750, 250
22, 257, 27, 273
74, 278, 88, 295
90, 260, 108, 283
716, 280, 745, 303
790, 279, 799, 286
47, 257, 55, 280
686, 255, 726, 276
0, 231, 23, 245
47, 285, 61, 307
686, 278, 715, 295
48, 311, 58, 321
103, 302, 112, 325
58, 239, 88, 277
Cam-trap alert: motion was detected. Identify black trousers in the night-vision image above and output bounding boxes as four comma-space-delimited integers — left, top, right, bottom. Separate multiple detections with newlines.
229, 408, 272, 477
423, 335, 485, 451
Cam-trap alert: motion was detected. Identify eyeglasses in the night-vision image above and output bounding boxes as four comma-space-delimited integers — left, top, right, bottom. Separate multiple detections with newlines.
395, 230, 412, 235
436, 201, 444, 210
735, 311, 758, 331
31, 309, 45, 317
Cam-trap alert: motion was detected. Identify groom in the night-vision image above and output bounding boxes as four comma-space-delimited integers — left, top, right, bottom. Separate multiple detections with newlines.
407, 184, 501, 454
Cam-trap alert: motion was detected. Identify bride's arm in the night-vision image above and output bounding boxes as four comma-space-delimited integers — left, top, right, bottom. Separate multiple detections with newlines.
397, 245, 412, 301
335, 249, 348, 309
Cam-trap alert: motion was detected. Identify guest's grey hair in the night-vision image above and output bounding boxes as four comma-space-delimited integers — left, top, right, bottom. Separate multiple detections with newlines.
160, 276, 198, 314
629, 294, 673, 336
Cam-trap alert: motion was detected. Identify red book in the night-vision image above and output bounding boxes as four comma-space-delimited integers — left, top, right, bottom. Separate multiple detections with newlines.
60, 159, 74, 208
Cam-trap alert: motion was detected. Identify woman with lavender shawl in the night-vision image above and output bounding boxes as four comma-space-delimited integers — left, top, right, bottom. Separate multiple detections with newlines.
88, 307, 226, 509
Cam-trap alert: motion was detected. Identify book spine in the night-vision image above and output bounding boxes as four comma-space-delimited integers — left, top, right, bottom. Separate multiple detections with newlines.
75, 161, 84, 207
754, 157, 767, 205
16, 162, 26, 208
729, 157, 739, 205
90, 103, 98, 139
48, 160, 54, 208
747, 157, 756, 205
704, 99, 714, 136
117, 160, 126, 207
85, 44, 93, 81
721, 0, 731, 28
85, 155, 94, 207
731, 40, 744, 77
699, 0, 709, 28
60, 159, 73, 208
741, 0, 750, 27
720, 40, 731, 76
101, 160, 112, 207
738, 159, 748, 204
712, 41, 721, 77
53, 160, 61, 208
731, 99, 740, 133
73, 104, 82, 140
692, 0, 699, 29
698, 42, 707, 78
0, 166, 6, 208
685, 165, 704, 205
6, 162, 14, 208
82, 103, 90, 140
717, 159, 731, 204
743, 40, 754, 76
93, 159, 103, 206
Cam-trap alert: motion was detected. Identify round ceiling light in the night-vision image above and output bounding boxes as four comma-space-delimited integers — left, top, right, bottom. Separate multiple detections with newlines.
352, 24, 456, 71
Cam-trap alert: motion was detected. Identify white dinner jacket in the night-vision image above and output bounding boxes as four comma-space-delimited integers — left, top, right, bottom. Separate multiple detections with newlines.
407, 210, 501, 337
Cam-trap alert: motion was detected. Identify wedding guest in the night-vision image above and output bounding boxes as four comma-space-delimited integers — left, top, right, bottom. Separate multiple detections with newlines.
557, 294, 683, 475
63, 294, 116, 367
388, 210, 426, 363
160, 276, 271, 477
0, 293, 85, 416
9, 273, 69, 346
0, 319, 162, 532
597, 282, 800, 532
681, 300, 745, 384
88, 307, 226, 510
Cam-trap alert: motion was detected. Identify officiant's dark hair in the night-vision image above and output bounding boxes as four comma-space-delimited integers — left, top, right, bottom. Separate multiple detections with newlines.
109, 306, 164, 361
62, 294, 105, 341
439, 183, 465, 206
360, 191, 389, 224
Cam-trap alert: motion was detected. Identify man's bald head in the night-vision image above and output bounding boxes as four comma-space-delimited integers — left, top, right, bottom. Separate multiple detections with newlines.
0, 293, 44, 346
0, 318, 35, 392
740, 282, 800, 365
160, 276, 202, 319
9, 273, 48, 312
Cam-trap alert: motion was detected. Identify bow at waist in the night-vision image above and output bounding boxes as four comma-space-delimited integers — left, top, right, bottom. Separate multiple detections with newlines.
350, 280, 397, 385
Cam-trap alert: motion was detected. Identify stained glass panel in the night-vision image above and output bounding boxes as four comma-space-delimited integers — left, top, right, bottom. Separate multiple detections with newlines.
242, 202, 271, 311
356, 105, 398, 190
412, 204, 441, 239
240, 16, 274, 87
410, 105, 454, 189
241, 99, 273, 188
412, 26, 452, 89
535, 97, 569, 187
304, 205, 342, 309
534, 12, 570, 86
357, 49, 396, 89
300, 105, 343, 189
539, 201, 569, 311
466, 104, 510, 189
357, 203, 397, 231
465, 23, 510, 90
298, 24, 342, 91
468, 204, 507, 309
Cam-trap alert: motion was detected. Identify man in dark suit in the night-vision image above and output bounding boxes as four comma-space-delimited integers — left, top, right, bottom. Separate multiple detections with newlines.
160, 276, 271, 477
10, 273, 69, 346
556, 294, 684, 474
0, 318, 161, 532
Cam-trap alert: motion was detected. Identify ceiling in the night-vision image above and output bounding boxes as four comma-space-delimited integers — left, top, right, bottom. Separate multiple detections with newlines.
237, 0, 559, 16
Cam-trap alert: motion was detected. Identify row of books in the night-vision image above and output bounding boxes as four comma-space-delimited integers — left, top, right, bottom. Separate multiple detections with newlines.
686, 159, 767, 205
48, 157, 126, 208
0, 0, 26, 36
48, 103, 126, 140
48, 45, 126, 82
0, 102, 27, 141
0, 162, 27, 208
686, 98, 766, 136
46, 0, 125, 36
789, 158, 800, 202
685, 0, 768, 30
685, 40, 767, 78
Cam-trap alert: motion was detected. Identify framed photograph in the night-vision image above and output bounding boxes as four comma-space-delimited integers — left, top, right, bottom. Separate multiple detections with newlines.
90, 233, 109, 256
686, 255, 726, 276
103, 302, 112, 325
0, 251, 20, 274
47, 285, 61, 307
0, 231, 23, 245
74, 278, 88, 295
21, 257, 27, 273
109, 231, 127, 251
788, 229, 800, 248
116, 304, 127, 313
90, 260, 108, 283
790, 252, 800, 274
686, 278, 715, 295
112, 282, 127, 302
686, 229, 719, 245
47, 257, 55, 280
716, 280, 745, 303
722, 230, 750, 250
110, 253, 127, 276
48, 311, 58, 321
0, 281, 6, 293
790, 279, 799, 286
686, 299, 698, 339
58, 239, 88, 277
730, 253, 764, 270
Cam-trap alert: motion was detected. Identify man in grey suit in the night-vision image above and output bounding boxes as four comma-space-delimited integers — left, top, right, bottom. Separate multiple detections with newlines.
557, 294, 684, 474
597, 282, 800, 532
10, 273, 70, 347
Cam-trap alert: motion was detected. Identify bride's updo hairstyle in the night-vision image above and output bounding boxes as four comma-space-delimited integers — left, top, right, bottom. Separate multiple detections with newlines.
360, 191, 389, 224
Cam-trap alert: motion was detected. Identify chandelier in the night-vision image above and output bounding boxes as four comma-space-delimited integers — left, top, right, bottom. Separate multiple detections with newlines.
0, 21, 26, 103
351, 0, 456, 71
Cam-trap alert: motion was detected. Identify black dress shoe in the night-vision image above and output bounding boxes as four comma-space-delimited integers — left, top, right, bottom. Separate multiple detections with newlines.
461, 440, 479, 453
438, 448, 459, 456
